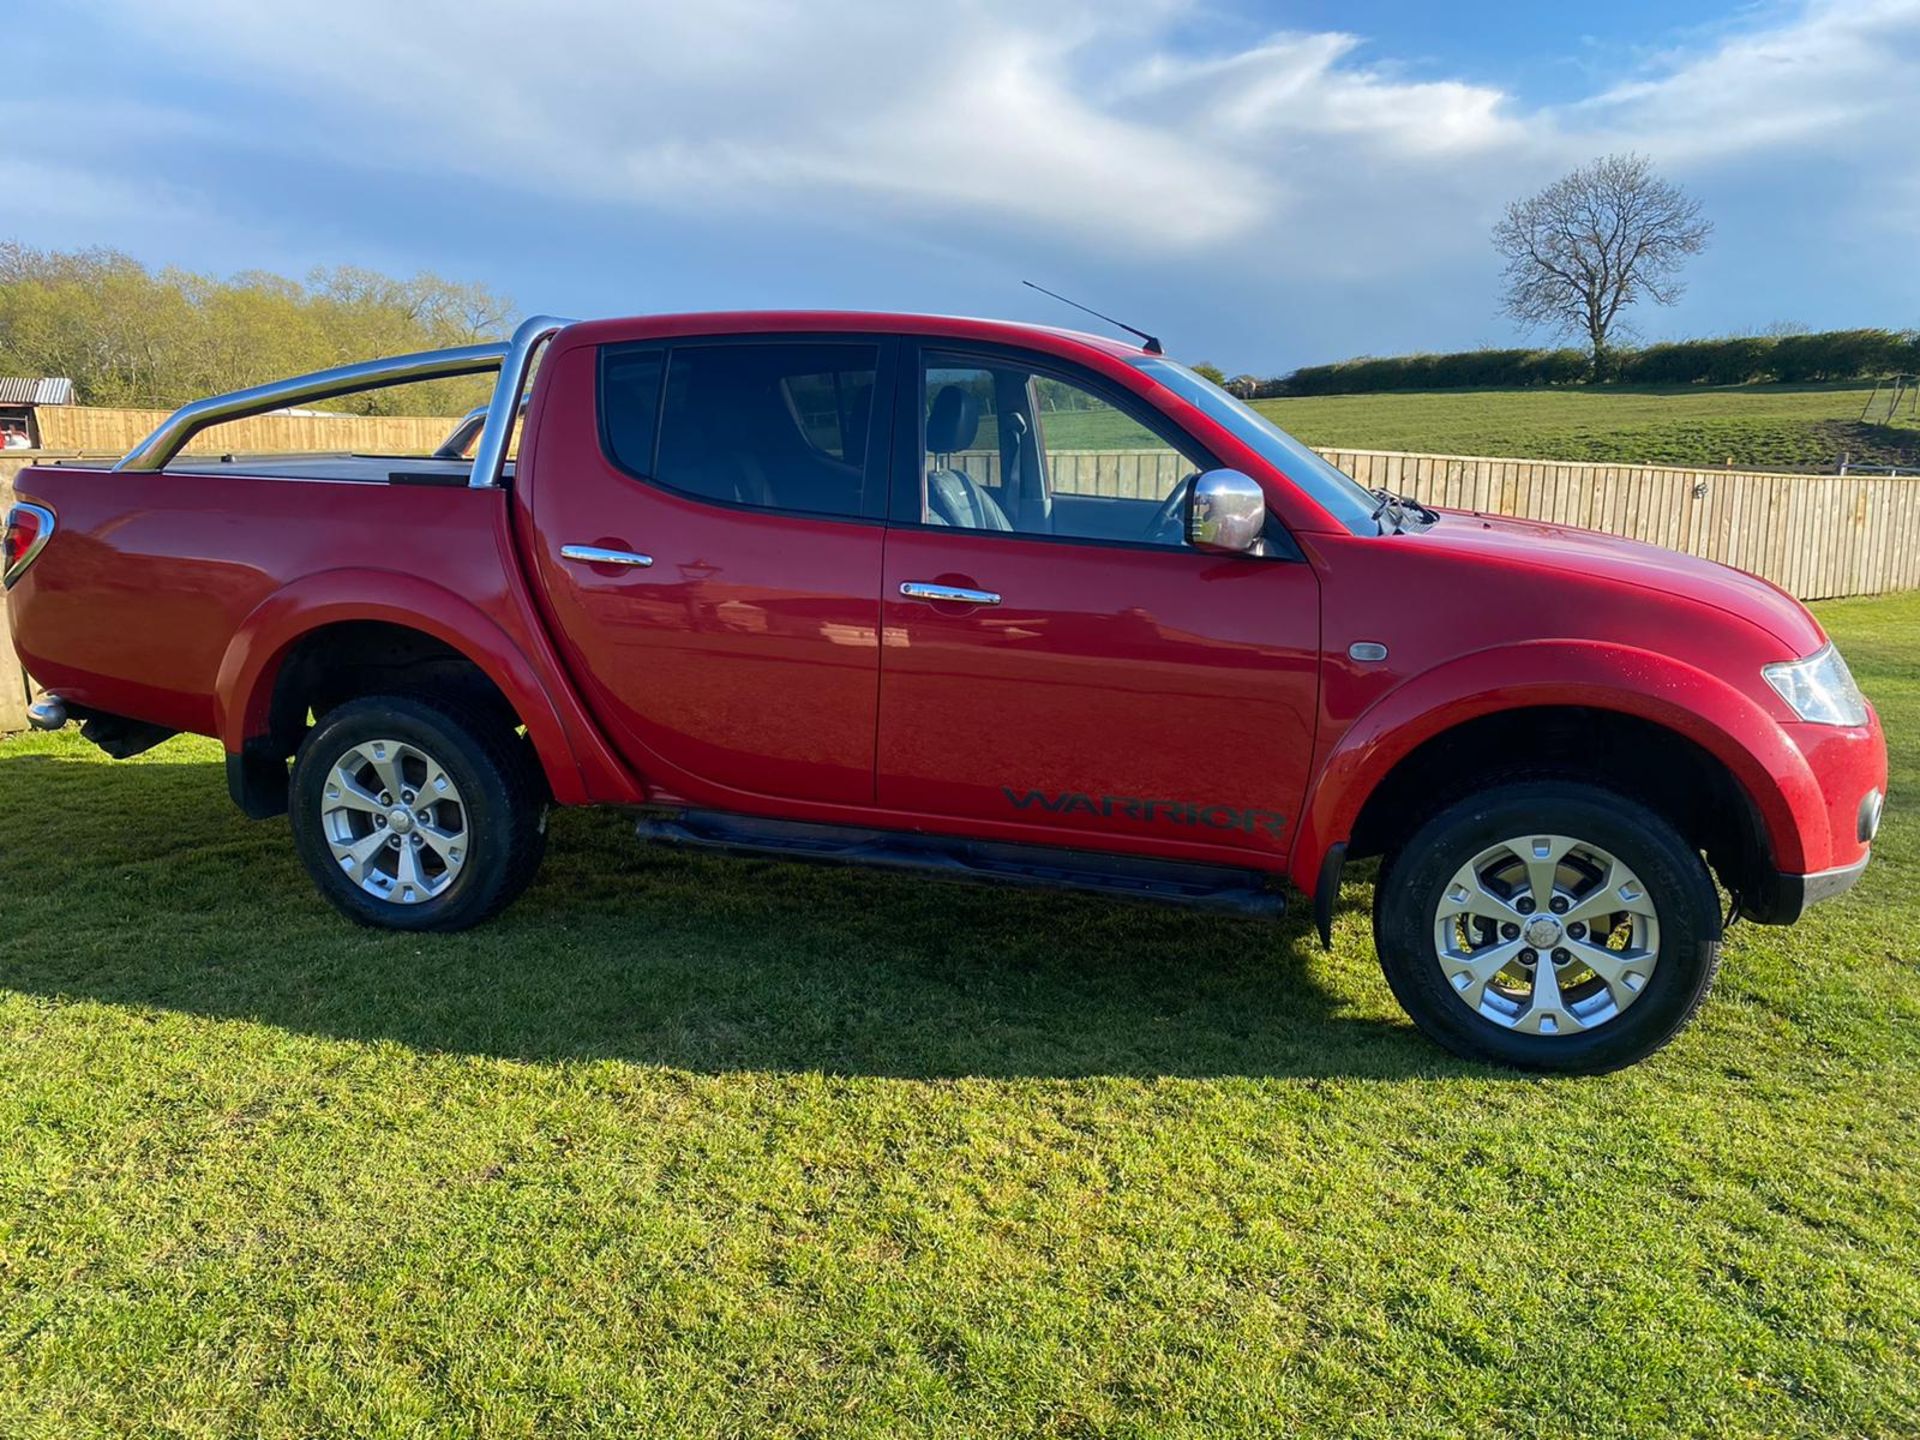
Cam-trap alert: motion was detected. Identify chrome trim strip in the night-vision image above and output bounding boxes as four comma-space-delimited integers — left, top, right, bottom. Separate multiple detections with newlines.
900, 581, 1001, 606
561, 544, 654, 568
467, 314, 573, 490
2, 500, 55, 589
113, 342, 511, 473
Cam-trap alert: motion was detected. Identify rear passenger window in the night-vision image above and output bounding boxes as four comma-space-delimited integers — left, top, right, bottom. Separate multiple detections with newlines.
781, 368, 873, 464
602, 340, 878, 519
601, 348, 664, 474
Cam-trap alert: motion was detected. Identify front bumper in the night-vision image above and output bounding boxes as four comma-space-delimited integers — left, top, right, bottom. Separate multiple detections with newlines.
1741, 850, 1872, 926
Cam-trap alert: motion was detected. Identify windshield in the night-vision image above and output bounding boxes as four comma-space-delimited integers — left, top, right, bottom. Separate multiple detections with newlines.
1131, 357, 1382, 535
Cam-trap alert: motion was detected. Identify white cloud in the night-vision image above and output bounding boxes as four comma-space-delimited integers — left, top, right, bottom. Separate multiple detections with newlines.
1564, 0, 1920, 160
7, 0, 1918, 359
43, 0, 1920, 260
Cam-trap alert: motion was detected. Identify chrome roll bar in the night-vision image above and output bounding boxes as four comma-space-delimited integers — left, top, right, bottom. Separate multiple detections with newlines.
432, 404, 491, 460
467, 315, 571, 490
431, 396, 529, 461
112, 312, 575, 489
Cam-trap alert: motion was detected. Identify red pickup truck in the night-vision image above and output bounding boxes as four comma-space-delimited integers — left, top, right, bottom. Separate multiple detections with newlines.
3, 312, 1888, 1071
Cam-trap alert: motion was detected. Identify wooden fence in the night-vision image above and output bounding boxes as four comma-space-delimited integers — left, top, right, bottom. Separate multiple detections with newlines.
1320, 448, 1920, 604
5, 440, 1919, 735
30, 404, 462, 457
954, 446, 1920, 602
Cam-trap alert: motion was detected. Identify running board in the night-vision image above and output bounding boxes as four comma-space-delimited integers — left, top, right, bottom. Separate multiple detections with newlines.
633, 809, 1288, 918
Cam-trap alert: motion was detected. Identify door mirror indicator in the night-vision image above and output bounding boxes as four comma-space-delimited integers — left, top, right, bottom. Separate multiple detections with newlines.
1186, 469, 1267, 554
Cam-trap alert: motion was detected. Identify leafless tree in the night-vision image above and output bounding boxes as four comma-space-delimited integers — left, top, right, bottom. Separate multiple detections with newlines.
1493, 153, 1711, 375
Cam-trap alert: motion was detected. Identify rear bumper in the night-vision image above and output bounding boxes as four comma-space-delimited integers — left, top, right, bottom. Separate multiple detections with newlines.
1740, 850, 1871, 926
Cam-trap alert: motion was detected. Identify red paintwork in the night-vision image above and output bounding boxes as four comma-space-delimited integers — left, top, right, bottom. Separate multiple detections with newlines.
4, 310, 1889, 896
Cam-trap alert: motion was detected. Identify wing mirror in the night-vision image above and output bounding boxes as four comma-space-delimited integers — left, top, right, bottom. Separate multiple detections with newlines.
1186, 468, 1268, 554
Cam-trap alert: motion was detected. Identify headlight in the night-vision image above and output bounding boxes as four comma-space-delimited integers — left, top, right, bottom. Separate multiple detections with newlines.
1763, 642, 1869, 726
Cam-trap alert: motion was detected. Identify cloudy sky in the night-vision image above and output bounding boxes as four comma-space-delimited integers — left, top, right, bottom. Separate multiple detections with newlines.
6, 0, 1918, 371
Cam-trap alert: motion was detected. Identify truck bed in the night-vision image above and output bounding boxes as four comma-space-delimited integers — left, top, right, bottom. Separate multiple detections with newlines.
5, 461, 525, 738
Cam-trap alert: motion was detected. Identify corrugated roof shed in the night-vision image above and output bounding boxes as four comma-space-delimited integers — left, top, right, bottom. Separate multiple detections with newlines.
0, 378, 76, 405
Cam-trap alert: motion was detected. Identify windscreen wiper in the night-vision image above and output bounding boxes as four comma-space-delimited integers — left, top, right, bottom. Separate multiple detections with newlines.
1370, 486, 1438, 530
1369, 487, 1407, 533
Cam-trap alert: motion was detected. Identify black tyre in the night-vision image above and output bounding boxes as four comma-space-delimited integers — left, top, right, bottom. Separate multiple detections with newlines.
1373, 781, 1721, 1073
289, 694, 547, 932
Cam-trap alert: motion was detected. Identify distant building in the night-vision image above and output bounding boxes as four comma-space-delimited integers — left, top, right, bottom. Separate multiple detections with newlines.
0, 377, 76, 448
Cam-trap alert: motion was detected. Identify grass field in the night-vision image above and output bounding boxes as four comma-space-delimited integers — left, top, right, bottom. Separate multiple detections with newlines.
1041, 381, 1920, 473
1, 593, 1915, 1438
1260, 383, 1920, 473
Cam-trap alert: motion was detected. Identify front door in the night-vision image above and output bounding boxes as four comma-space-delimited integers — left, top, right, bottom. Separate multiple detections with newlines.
876, 346, 1320, 864
528, 334, 892, 808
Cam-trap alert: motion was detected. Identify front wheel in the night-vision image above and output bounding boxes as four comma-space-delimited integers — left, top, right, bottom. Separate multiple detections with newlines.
1373, 781, 1722, 1074
289, 694, 547, 932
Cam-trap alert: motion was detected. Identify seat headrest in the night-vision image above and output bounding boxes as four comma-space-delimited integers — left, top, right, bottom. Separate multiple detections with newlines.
926, 385, 982, 454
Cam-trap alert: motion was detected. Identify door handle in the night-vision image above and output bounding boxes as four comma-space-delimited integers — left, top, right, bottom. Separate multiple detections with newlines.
900, 581, 1001, 606
561, 544, 654, 568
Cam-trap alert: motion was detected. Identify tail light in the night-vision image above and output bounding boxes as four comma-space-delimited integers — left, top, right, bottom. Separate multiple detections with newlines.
2, 501, 54, 589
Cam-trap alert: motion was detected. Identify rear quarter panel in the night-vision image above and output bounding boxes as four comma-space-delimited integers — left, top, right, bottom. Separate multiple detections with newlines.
6, 464, 636, 805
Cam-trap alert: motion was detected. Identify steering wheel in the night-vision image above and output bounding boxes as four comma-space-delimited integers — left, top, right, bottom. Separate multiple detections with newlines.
1146, 472, 1200, 545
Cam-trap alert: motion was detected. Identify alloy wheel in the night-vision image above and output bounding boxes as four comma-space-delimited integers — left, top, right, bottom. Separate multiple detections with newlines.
1432, 833, 1661, 1035
319, 737, 468, 904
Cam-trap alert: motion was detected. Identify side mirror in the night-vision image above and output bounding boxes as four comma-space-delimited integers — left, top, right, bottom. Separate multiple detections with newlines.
1186, 468, 1267, 554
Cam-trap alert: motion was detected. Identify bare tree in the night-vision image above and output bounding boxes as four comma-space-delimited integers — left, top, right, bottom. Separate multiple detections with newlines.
1493, 153, 1711, 375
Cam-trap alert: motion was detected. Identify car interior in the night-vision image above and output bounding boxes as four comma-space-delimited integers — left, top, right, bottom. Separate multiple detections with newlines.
921, 362, 1198, 547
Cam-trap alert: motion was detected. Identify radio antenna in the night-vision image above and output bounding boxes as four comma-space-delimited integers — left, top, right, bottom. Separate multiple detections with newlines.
1022, 280, 1163, 355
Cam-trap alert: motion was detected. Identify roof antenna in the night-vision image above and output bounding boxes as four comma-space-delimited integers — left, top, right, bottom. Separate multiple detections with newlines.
1022, 281, 1163, 355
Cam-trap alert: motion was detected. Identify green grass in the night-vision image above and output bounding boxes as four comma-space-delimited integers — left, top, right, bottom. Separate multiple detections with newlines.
2, 592, 1917, 1438
1041, 382, 1920, 472
1260, 383, 1920, 472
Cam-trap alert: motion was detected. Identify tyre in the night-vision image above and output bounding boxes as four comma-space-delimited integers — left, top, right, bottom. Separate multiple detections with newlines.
289, 694, 547, 932
1373, 780, 1722, 1074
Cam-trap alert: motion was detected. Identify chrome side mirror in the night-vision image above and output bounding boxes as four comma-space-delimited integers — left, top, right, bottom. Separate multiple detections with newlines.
1186, 468, 1267, 554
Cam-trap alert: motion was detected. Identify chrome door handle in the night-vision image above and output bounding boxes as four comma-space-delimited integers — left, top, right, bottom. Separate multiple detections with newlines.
900, 581, 1001, 606
561, 544, 653, 568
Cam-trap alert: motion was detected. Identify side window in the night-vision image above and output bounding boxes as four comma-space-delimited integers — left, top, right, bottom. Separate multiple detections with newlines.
602, 340, 878, 519
919, 353, 1209, 547
781, 368, 873, 464
601, 347, 664, 473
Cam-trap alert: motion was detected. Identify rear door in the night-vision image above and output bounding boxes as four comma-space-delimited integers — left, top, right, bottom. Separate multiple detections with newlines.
526, 334, 893, 808
876, 343, 1320, 864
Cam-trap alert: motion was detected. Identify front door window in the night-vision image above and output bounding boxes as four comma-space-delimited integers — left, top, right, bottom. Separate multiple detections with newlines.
918, 356, 1209, 548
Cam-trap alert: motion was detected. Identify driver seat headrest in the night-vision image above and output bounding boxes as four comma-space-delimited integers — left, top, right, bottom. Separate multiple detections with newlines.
926, 385, 981, 454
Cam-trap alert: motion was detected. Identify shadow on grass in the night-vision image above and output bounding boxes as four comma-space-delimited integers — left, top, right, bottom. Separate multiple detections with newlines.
0, 746, 1470, 1081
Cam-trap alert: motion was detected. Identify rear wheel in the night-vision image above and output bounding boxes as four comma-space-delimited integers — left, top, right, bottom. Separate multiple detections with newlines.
1373, 781, 1722, 1073
289, 694, 546, 931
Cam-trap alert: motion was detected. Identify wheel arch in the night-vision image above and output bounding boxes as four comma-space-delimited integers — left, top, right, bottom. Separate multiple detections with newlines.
1289, 641, 1826, 903
213, 571, 593, 815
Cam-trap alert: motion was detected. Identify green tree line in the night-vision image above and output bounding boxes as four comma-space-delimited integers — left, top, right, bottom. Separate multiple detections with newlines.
0, 243, 514, 414
1263, 328, 1920, 398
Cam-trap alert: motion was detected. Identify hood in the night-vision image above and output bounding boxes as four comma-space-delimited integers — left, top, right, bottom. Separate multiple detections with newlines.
1420, 509, 1824, 654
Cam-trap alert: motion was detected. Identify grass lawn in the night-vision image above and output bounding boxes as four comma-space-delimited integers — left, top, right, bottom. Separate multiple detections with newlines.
0, 591, 1914, 1437
1037, 381, 1919, 473
1258, 383, 1920, 473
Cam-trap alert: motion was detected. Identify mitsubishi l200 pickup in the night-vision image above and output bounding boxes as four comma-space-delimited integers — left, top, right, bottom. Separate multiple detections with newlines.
4, 312, 1888, 1071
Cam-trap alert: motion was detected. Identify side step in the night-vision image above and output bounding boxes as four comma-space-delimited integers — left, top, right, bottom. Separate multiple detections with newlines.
634, 808, 1287, 918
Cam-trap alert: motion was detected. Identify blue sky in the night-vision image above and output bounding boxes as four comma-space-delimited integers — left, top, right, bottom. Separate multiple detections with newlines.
6, 0, 1917, 372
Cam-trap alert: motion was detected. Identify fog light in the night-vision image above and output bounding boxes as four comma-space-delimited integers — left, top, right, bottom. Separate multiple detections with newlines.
1859, 789, 1885, 844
